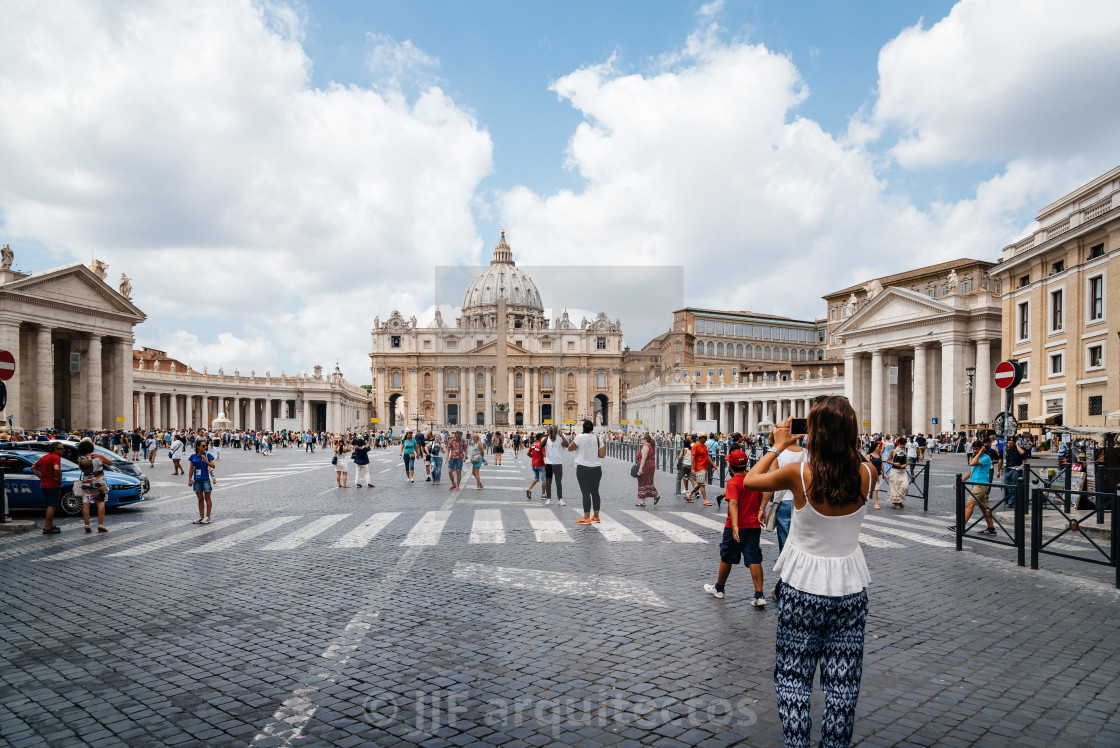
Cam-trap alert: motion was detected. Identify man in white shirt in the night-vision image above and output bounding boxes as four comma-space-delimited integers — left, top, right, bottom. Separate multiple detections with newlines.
543, 426, 569, 506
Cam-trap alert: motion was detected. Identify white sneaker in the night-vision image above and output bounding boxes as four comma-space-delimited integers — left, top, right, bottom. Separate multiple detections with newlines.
192, 518, 205, 524
200, 517, 212, 525
751, 596, 767, 608
557, 499, 566, 506
543, 499, 551, 506
704, 584, 724, 599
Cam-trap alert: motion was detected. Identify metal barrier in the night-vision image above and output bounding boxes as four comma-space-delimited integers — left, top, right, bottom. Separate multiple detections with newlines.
1030, 484, 1118, 588
954, 473, 1028, 566
877, 461, 933, 511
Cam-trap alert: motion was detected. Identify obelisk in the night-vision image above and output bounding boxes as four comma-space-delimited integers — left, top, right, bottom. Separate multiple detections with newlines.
495, 295, 509, 426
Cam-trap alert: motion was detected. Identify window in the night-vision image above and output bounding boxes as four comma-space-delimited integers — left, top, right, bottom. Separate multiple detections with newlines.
764, 346, 772, 360
567, 373, 575, 388
745, 344, 753, 358
927, 289, 936, 299
391, 335, 401, 348
736, 343, 743, 357
715, 322, 724, 335
771, 327, 780, 338
1019, 275, 1030, 288
541, 339, 551, 350
841, 307, 849, 318
1018, 360, 1030, 381
763, 325, 772, 337
1050, 353, 1063, 375
542, 372, 551, 387
696, 340, 704, 355
1051, 260, 1064, 275
567, 341, 575, 351
830, 309, 837, 321
515, 374, 523, 388
1089, 243, 1105, 259
476, 339, 484, 348
708, 368, 715, 378
596, 373, 606, 388
423, 372, 431, 387
716, 342, 724, 356
1017, 403, 1029, 420
1088, 344, 1103, 369
695, 370, 701, 378
818, 349, 825, 360
447, 339, 458, 349
1089, 276, 1104, 321
717, 368, 724, 377
448, 371, 457, 387
754, 325, 764, 337
782, 347, 790, 361
423, 339, 432, 350
477, 373, 484, 388
961, 279, 972, 293
391, 372, 401, 388
1089, 395, 1103, 416
1017, 302, 1029, 340
735, 324, 744, 336
596, 337, 606, 350
1050, 290, 1063, 332
706, 341, 715, 355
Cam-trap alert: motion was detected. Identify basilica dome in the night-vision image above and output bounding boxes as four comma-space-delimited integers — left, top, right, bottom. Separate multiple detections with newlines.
461, 231, 544, 314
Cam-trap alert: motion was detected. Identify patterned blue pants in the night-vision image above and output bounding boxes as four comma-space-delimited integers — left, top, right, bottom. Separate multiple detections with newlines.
774, 582, 868, 748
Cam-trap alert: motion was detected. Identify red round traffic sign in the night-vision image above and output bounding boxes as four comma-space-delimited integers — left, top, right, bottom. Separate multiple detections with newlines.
0, 350, 14, 381
994, 360, 1019, 389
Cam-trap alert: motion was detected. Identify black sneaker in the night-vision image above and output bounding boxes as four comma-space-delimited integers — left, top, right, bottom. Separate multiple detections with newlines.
947, 525, 957, 532
978, 527, 997, 535
426, 476, 431, 482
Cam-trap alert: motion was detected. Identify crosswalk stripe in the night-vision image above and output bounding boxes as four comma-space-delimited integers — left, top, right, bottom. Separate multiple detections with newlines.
185, 516, 301, 553
524, 507, 573, 542
483, 476, 524, 481
859, 532, 904, 549
470, 509, 506, 544
872, 511, 954, 528
621, 510, 705, 543
570, 510, 640, 542
262, 514, 352, 551
862, 516, 954, 547
108, 518, 252, 556
332, 512, 401, 548
37, 522, 183, 562
401, 511, 451, 546
671, 512, 775, 545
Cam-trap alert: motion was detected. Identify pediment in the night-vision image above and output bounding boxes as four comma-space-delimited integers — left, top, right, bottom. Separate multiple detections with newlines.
4, 264, 146, 319
469, 340, 528, 355
834, 288, 953, 336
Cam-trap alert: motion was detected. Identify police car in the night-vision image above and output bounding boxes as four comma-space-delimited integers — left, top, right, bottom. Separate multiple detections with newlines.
6, 440, 151, 496
0, 451, 145, 516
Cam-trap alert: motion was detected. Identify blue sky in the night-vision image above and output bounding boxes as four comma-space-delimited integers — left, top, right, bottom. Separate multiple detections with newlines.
3, 0, 1119, 380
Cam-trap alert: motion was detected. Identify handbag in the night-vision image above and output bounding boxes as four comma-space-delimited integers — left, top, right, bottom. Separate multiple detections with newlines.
630, 464, 640, 478
764, 499, 779, 532
332, 454, 338, 466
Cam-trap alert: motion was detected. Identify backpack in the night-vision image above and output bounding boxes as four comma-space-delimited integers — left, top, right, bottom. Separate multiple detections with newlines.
429, 442, 441, 456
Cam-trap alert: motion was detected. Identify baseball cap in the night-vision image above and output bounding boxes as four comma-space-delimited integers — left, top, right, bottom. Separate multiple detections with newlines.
727, 450, 748, 468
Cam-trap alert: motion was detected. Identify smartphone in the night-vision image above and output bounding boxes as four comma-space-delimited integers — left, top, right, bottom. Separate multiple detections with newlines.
790, 418, 808, 436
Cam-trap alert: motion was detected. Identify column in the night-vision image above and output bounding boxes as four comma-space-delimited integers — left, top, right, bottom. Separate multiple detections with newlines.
747, 400, 757, 434
136, 390, 147, 430
681, 399, 692, 434
302, 397, 311, 430
408, 367, 419, 416
913, 345, 928, 434
36, 325, 54, 428
120, 338, 134, 429
168, 394, 178, 429
0, 323, 19, 429
843, 352, 858, 417
870, 351, 884, 433
485, 369, 494, 426
435, 367, 445, 426
974, 339, 992, 424
940, 340, 962, 431
526, 368, 535, 427
466, 368, 476, 427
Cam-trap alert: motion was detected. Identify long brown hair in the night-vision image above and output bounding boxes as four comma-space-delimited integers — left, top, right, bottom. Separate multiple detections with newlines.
805, 395, 864, 506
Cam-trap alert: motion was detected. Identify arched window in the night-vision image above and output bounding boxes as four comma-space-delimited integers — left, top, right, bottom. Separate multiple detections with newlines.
567, 372, 576, 388
736, 344, 743, 358
706, 341, 714, 355
817, 349, 824, 360
696, 340, 704, 355
542, 372, 551, 387
764, 346, 771, 360
424, 372, 431, 386
782, 347, 789, 361
448, 371, 457, 387
596, 373, 606, 388
391, 372, 401, 388
745, 344, 753, 358
716, 342, 724, 356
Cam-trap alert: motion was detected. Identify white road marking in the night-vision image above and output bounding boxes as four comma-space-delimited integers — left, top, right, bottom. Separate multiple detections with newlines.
401, 511, 451, 546
379, 467, 393, 473
262, 515, 352, 551
36, 522, 183, 562
108, 518, 251, 556
0, 522, 143, 560
452, 561, 667, 607
566, 509, 640, 541
524, 507, 573, 542
250, 491, 459, 746
858, 533, 905, 549
672, 511, 775, 545
469, 509, 505, 544
621, 510, 705, 543
331, 512, 401, 548
481, 476, 524, 481
184, 516, 300, 553
861, 516, 954, 547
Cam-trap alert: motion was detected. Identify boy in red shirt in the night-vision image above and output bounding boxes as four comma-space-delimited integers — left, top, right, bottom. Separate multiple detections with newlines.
686, 434, 711, 505
526, 433, 547, 500
704, 450, 767, 607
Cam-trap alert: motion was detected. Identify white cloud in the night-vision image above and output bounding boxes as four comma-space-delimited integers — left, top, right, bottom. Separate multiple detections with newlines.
366, 33, 441, 91
868, 0, 1120, 168
0, 0, 493, 380
697, 0, 725, 20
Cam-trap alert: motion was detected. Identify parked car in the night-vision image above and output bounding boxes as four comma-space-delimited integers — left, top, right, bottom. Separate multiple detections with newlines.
0, 451, 145, 516
6, 440, 151, 495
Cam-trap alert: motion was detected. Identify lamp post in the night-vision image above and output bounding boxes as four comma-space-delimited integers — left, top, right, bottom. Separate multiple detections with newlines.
965, 366, 976, 433
426, 418, 436, 434
410, 409, 423, 434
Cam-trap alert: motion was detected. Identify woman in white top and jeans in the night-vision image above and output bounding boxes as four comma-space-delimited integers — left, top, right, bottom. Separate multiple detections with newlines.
741, 396, 878, 748
568, 420, 606, 524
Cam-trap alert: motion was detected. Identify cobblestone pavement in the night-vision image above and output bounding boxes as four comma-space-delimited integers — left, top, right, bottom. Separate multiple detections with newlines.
1, 447, 1118, 747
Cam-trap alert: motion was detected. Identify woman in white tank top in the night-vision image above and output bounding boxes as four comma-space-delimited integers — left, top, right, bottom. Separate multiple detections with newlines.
738, 396, 879, 748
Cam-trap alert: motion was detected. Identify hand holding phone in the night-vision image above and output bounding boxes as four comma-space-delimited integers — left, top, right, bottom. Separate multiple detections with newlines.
790, 418, 808, 436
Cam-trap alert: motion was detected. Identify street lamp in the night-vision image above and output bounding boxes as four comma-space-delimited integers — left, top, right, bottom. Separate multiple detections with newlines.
410, 409, 423, 433
426, 418, 436, 434
965, 366, 976, 431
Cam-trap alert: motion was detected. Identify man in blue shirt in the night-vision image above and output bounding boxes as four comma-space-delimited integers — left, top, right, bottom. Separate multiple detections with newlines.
949, 439, 996, 535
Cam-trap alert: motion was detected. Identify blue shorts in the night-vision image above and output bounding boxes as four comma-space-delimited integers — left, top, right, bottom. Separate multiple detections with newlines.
42, 486, 62, 510
532, 466, 546, 481
192, 480, 213, 493
720, 526, 762, 565
447, 458, 463, 471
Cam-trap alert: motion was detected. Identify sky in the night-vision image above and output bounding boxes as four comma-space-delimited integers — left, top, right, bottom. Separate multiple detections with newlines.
3, 0, 1120, 382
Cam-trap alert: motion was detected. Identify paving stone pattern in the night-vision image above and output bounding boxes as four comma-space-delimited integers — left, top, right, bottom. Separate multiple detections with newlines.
1, 447, 1118, 747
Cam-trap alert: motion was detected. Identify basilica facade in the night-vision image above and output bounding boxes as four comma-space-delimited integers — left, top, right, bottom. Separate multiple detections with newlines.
369, 232, 624, 429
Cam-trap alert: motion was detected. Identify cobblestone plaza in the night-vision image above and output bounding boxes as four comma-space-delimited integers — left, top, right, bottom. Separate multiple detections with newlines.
2, 448, 1118, 746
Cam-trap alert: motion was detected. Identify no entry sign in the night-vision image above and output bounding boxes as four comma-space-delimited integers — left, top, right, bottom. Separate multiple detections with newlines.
994, 360, 1022, 390
0, 350, 14, 381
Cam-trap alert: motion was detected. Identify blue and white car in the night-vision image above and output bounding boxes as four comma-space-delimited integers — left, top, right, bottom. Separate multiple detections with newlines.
0, 451, 145, 517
